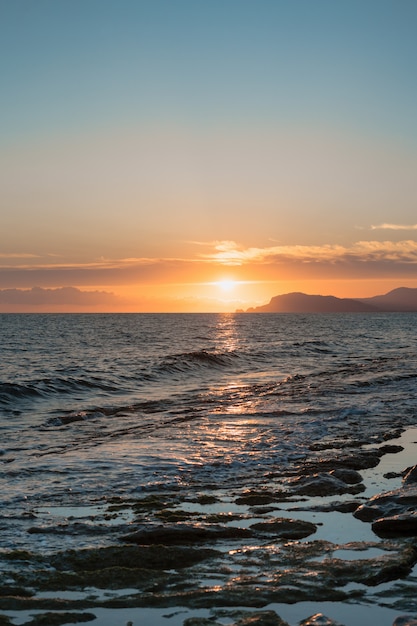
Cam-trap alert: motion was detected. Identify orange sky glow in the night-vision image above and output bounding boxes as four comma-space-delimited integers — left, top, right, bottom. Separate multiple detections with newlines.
1, 2, 417, 312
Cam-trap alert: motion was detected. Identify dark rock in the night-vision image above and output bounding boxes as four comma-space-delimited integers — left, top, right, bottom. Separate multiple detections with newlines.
378, 444, 404, 455
305, 500, 359, 514
299, 614, 342, 626
122, 524, 252, 545
384, 472, 403, 479
332, 500, 360, 513
393, 617, 417, 626
50, 544, 218, 572
183, 617, 221, 626
286, 472, 363, 497
354, 476, 417, 532
23, 613, 96, 625
330, 468, 363, 484
235, 490, 285, 505
354, 505, 382, 522
372, 512, 417, 538
250, 518, 317, 539
184, 613, 289, 626
235, 611, 290, 625
403, 464, 417, 485
306, 450, 381, 472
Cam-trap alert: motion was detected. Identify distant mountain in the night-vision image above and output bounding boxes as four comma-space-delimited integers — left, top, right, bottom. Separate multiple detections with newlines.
359, 287, 417, 312
244, 288, 417, 313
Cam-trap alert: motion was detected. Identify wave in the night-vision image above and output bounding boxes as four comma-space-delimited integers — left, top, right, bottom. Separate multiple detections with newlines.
156, 349, 240, 375
0, 376, 121, 408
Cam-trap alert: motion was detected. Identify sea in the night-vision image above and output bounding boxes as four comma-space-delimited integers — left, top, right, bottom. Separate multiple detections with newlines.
1, 312, 417, 626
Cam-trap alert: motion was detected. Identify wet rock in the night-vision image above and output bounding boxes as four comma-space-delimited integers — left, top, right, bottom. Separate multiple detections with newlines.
304, 450, 381, 472
329, 500, 359, 513
183, 617, 221, 626
384, 472, 403, 479
184, 612, 289, 626
286, 472, 363, 497
372, 512, 417, 538
363, 545, 417, 585
354, 464, 417, 535
299, 614, 342, 626
122, 524, 252, 545
22, 612, 96, 625
393, 617, 417, 626
235, 490, 286, 505
378, 444, 404, 455
250, 517, 317, 539
305, 500, 359, 513
403, 464, 417, 484
329, 468, 363, 484
57, 545, 218, 571
235, 611, 290, 625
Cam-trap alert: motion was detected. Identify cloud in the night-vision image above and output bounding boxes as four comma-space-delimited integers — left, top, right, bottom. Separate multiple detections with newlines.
0, 286, 121, 306
371, 223, 417, 230
0, 253, 40, 259
199, 240, 417, 265
2, 239, 417, 292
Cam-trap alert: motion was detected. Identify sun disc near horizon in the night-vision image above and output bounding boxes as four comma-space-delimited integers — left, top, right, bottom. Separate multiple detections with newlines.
216, 279, 237, 292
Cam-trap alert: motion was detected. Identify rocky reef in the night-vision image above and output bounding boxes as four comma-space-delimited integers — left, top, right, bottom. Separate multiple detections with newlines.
2, 436, 417, 625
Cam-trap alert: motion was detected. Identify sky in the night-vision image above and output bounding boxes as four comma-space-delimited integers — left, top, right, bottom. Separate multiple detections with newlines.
1, 0, 417, 312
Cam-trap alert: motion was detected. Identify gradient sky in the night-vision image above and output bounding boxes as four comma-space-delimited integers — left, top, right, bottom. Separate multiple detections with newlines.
1, 0, 417, 311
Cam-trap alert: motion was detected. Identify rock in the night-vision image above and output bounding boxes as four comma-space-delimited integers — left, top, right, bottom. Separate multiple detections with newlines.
393, 617, 417, 626
286, 472, 363, 497
236, 611, 290, 625
299, 614, 342, 626
183, 617, 221, 626
235, 490, 285, 505
378, 444, 404, 455
403, 464, 417, 484
23, 613, 96, 625
354, 466, 417, 534
250, 518, 317, 539
354, 505, 382, 522
184, 612, 289, 626
372, 512, 417, 538
306, 450, 381, 472
329, 468, 363, 484
122, 524, 252, 545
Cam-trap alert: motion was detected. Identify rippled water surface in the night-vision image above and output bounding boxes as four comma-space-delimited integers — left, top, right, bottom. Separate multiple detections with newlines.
1, 313, 417, 624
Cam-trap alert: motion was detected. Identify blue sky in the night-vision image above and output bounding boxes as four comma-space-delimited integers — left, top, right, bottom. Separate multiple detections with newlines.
1, 0, 417, 310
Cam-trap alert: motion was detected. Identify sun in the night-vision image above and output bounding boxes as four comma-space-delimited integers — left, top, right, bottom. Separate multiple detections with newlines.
216, 279, 237, 292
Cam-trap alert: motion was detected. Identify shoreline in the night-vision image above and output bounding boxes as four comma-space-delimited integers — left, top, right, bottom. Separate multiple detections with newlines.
2, 427, 417, 626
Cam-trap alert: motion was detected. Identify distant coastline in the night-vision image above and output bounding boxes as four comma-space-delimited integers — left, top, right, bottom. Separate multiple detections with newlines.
240, 287, 417, 313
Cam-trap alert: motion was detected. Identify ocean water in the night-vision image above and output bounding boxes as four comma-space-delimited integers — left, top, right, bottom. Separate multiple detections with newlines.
1, 312, 417, 624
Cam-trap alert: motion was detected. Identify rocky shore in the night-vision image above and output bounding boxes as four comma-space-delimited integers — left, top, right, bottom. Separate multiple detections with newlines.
1, 428, 417, 626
